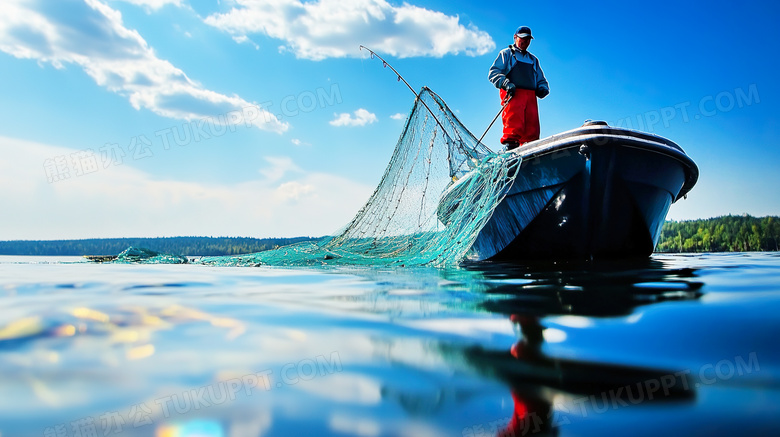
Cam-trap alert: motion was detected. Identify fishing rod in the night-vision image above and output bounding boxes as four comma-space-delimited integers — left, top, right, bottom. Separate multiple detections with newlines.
359, 45, 450, 135
361, 46, 510, 152
476, 93, 513, 149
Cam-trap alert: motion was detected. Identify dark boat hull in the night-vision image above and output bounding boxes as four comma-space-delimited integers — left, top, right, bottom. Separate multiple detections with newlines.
468, 122, 698, 261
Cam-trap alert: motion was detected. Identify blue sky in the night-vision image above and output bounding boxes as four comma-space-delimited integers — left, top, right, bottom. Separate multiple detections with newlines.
0, 0, 777, 240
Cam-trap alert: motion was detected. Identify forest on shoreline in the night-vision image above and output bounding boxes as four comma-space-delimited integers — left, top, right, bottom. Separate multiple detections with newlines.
1, 215, 778, 256
656, 215, 779, 253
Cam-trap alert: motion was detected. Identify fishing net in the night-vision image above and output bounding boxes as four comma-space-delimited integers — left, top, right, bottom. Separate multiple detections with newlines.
117, 88, 519, 267
114, 247, 188, 264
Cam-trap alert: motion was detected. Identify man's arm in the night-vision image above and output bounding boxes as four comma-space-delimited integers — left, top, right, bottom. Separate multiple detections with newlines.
488, 49, 513, 90
535, 59, 550, 98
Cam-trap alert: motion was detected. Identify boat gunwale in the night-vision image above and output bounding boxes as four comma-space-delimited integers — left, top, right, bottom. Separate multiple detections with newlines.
512, 128, 698, 200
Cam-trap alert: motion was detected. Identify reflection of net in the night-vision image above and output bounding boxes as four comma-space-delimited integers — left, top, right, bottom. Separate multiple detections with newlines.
130, 88, 519, 267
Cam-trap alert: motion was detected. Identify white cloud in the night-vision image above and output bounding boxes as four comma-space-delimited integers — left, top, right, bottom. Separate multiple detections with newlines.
390, 113, 405, 120
0, 0, 287, 133
232, 35, 260, 50
275, 181, 315, 202
110, 0, 183, 11
204, 0, 495, 61
330, 109, 377, 127
259, 156, 302, 182
0, 136, 373, 240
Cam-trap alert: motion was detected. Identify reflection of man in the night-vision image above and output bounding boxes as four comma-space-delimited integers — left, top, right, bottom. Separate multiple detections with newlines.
509, 314, 544, 361
499, 315, 556, 437
498, 390, 554, 437
488, 26, 550, 150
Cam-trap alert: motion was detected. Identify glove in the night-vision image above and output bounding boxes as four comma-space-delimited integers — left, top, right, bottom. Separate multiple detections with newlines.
536, 87, 549, 99
504, 82, 516, 97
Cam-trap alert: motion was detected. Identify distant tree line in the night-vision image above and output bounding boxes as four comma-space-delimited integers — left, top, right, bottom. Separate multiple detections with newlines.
2, 215, 778, 256
657, 215, 780, 253
0, 236, 320, 256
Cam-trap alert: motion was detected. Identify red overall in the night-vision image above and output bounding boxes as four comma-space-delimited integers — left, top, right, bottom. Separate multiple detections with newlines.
500, 88, 539, 146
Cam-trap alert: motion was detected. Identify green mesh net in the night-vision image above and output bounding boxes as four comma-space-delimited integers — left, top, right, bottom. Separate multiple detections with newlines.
114, 247, 189, 264
116, 88, 519, 267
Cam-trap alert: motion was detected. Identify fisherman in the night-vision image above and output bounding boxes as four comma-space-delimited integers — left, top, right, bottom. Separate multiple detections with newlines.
488, 26, 550, 150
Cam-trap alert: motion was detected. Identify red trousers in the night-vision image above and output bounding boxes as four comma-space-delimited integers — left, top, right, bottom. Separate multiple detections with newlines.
500, 88, 539, 145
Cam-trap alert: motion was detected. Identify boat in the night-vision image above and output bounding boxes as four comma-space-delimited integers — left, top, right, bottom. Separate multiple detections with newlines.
442, 120, 699, 261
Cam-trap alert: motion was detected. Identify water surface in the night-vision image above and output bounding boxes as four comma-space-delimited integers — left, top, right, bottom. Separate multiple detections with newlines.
1, 253, 779, 436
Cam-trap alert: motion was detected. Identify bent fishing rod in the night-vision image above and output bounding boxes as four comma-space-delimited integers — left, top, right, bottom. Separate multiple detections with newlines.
360, 46, 512, 152
359, 45, 450, 135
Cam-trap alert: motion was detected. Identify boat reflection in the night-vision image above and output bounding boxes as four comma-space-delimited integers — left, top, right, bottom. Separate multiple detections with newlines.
462, 257, 704, 317
455, 259, 704, 435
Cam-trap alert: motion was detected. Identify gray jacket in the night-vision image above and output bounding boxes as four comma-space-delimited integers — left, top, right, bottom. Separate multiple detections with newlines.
488, 45, 549, 98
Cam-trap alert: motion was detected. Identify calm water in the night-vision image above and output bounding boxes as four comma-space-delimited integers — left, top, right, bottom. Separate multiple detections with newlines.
1, 253, 779, 437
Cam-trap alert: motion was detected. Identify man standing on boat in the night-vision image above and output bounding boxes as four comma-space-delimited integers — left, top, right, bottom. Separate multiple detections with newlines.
488, 26, 550, 150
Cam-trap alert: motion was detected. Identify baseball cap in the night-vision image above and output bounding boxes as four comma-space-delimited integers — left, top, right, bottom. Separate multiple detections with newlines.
515, 26, 533, 39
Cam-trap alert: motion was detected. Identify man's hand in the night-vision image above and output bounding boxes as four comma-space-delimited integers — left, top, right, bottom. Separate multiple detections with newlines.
504, 82, 516, 97
536, 87, 549, 99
